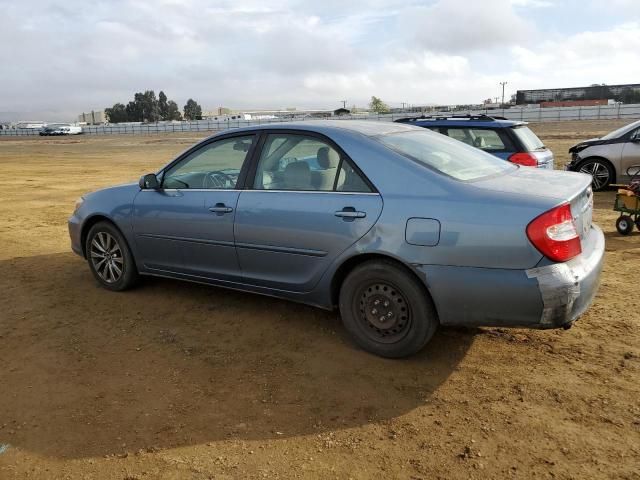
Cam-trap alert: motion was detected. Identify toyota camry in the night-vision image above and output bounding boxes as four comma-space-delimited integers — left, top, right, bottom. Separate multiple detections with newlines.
69, 121, 604, 357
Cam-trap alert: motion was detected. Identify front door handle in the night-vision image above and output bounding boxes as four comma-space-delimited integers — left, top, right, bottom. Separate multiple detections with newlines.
209, 203, 233, 215
335, 207, 366, 221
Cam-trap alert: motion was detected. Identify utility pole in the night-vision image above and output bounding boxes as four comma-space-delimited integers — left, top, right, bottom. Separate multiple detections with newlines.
340, 100, 347, 109
499, 81, 508, 106
401, 102, 406, 110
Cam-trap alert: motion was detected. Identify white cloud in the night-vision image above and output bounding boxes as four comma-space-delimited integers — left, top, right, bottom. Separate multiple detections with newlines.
510, 22, 640, 89
0, 0, 637, 121
510, 0, 554, 7
398, 0, 536, 53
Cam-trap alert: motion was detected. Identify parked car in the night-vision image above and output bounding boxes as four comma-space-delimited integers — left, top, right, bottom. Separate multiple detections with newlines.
40, 124, 82, 136
566, 119, 640, 191
69, 121, 604, 358
395, 114, 554, 169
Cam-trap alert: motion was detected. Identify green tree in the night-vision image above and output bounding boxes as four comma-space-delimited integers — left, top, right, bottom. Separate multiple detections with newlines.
140, 90, 160, 122
369, 96, 390, 114
183, 98, 203, 120
125, 99, 143, 122
105, 103, 128, 123
158, 91, 169, 120
166, 100, 182, 121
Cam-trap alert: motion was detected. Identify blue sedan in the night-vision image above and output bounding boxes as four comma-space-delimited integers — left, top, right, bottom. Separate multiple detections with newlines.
69, 121, 604, 357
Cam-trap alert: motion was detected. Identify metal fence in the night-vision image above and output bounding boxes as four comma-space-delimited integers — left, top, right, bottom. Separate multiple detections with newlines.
2, 103, 640, 137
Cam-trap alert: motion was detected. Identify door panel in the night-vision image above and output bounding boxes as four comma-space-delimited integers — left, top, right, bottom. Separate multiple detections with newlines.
133, 190, 241, 281
234, 191, 383, 292
132, 133, 256, 280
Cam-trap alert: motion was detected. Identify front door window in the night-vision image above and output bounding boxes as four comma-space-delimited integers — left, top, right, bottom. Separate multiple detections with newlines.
163, 135, 254, 189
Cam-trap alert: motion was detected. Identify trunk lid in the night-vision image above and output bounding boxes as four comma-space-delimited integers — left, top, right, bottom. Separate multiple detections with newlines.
472, 167, 594, 247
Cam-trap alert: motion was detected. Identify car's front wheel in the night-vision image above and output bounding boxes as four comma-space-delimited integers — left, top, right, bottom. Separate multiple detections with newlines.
339, 259, 438, 358
577, 158, 614, 191
85, 221, 138, 291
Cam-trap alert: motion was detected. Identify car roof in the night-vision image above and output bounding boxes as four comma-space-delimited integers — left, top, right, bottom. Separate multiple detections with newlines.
210, 120, 419, 138
396, 115, 525, 128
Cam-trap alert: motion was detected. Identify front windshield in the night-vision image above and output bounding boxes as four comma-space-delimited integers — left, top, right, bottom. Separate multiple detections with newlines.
602, 120, 640, 140
376, 130, 515, 181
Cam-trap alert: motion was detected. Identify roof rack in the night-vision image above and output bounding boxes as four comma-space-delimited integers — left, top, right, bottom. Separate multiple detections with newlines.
395, 114, 508, 123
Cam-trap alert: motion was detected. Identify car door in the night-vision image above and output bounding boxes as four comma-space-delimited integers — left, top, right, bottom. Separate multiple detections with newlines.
234, 132, 383, 292
132, 134, 256, 281
620, 127, 640, 180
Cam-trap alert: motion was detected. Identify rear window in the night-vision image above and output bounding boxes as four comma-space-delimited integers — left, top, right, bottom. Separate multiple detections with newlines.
512, 126, 544, 151
376, 130, 515, 181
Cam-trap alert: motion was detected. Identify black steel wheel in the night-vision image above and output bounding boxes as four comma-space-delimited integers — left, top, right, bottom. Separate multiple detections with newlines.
339, 259, 438, 358
578, 159, 614, 191
85, 221, 138, 291
616, 215, 634, 236
357, 281, 412, 344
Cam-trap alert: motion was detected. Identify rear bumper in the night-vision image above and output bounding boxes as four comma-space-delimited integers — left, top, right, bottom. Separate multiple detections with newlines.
415, 225, 605, 329
525, 224, 605, 328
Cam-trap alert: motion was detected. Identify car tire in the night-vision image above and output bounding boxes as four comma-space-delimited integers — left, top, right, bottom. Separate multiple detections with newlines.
577, 158, 614, 191
616, 215, 634, 236
85, 221, 139, 291
339, 259, 438, 358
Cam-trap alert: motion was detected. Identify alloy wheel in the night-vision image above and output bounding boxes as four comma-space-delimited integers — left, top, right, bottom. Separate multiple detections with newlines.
90, 231, 124, 283
579, 161, 610, 190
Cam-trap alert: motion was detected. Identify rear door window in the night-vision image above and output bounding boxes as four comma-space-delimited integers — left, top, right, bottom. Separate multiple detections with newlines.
444, 128, 507, 151
252, 133, 372, 193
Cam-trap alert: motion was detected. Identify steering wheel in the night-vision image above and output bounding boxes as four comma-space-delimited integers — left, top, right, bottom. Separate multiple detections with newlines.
206, 170, 235, 189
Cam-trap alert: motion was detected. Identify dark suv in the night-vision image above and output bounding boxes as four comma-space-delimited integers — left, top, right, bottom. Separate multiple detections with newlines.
395, 114, 554, 169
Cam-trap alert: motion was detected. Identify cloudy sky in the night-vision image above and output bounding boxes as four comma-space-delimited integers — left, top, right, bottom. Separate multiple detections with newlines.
1, 0, 639, 121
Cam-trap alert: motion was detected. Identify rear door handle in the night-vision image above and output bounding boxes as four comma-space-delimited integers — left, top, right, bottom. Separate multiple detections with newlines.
335, 207, 366, 220
209, 203, 233, 215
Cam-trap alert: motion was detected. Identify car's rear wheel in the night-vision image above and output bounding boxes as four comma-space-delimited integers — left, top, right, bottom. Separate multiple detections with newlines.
577, 158, 614, 191
85, 221, 138, 291
339, 259, 438, 358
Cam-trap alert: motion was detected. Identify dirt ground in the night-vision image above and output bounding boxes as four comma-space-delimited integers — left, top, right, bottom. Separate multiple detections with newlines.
0, 120, 638, 479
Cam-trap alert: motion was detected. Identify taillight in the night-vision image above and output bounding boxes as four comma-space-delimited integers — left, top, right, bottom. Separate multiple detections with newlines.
526, 203, 581, 262
509, 152, 538, 167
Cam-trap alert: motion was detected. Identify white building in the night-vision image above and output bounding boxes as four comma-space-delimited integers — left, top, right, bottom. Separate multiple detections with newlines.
78, 110, 106, 125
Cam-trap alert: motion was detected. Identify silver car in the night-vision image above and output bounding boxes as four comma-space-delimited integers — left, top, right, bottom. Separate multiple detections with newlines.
69, 121, 604, 358
567, 119, 640, 190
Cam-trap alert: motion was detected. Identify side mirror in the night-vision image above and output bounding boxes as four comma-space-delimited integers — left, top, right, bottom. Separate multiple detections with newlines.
139, 173, 160, 190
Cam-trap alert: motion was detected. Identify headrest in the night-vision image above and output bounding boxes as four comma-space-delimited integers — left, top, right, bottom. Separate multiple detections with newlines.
317, 146, 339, 169
284, 161, 311, 189
473, 136, 486, 148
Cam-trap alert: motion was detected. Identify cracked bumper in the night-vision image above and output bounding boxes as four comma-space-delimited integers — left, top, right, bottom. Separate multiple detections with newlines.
415, 225, 605, 329
525, 224, 605, 328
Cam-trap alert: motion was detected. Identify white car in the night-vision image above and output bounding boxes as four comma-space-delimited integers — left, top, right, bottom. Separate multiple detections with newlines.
39, 124, 83, 136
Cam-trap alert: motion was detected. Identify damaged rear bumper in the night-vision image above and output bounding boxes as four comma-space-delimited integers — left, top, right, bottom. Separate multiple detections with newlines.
415, 225, 605, 329
525, 224, 605, 328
